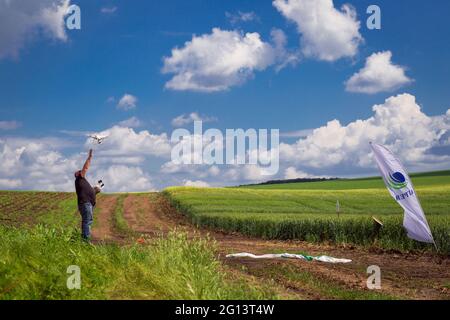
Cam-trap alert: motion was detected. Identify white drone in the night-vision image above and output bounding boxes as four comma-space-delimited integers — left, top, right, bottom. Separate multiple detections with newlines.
88, 134, 109, 144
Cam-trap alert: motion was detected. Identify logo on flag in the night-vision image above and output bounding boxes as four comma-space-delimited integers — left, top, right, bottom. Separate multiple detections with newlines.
387, 172, 408, 190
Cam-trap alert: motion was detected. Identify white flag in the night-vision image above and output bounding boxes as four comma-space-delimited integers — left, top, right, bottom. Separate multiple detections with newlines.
370, 142, 434, 244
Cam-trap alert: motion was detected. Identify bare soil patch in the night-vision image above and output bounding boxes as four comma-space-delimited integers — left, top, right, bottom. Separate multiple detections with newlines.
91, 194, 120, 243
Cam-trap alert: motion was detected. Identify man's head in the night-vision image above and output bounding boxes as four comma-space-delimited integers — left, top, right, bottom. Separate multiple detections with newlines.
74, 170, 82, 178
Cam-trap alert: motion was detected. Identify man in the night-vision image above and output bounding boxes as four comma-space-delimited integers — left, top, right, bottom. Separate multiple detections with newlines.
75, 149, 96, 241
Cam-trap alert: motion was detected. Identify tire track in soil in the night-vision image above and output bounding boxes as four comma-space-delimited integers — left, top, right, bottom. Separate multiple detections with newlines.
91, 195, 120, 243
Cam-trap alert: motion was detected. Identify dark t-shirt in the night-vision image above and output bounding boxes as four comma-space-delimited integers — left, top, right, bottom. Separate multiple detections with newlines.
75, 176, 96, 206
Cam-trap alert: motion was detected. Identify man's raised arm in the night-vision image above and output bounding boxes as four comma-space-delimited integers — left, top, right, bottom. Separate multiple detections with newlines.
80, 149, 93, 177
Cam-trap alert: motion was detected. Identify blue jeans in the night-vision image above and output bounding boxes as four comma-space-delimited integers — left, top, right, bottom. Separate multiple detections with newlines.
78, 202, 94, 240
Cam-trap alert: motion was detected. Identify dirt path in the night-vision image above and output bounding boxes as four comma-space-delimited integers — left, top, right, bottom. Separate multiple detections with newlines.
93, 193, 450, 300
91, 194, 119, 242
123, 193, 179, 236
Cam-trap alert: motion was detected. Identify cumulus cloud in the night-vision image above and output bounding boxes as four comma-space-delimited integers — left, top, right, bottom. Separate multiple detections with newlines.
161, 160, 221, 178
171, 112, 217, 127
223, 165, 273, 182
345, 51, 413, 94
117, 94, 138, 110
95, 165, 154, 192
87, 126, 172, 158
280, 94, 450, 174
1, 95, 449, 191
0, 137, 81, 191
161, 160, 274, 186
183, 180, 210, 188
273, 0, 363, 61
0, 121, 21, 130
162, 28, 279, 92
0, 127, 162, 192
0, 178, 22, 189
117, 116, 143, 128
284, 167, 314, 179
0, 0, 71, 59
270, 28, 300, 71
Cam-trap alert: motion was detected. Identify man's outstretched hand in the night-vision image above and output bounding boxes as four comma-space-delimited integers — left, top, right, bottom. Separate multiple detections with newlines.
81, 149, 93, 177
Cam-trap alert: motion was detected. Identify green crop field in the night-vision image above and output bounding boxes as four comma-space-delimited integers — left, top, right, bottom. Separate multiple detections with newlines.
0, 192, 278, 300
164, 171, 450, 254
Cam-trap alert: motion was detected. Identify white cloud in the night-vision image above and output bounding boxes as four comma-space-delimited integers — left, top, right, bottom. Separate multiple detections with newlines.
95, 156, 145, 166
100, 6, 117, 14
208, 165, 221, 176
117, 116, 143, 128
117, 94, 138, 110
1, 95, 449, 191
0, 178, 22, 189
183, 180, 210, 188
273, 0, 363, 61
280, 94, 450, 173
161, 160, 273, 185
226, 11, 260, 25
0, 127, 163, 192
0, 0, 70, 59
0, 138, 80, 191
345, 51, 413, 94
95, 165, 154, 192
171, 112, 217, 127
87, 126, 172, 158
223, 165, 271, 182
162, 28, 278, 92
270, 28, 300, 71
284, 167, 314, 179
0, 121, 21, 130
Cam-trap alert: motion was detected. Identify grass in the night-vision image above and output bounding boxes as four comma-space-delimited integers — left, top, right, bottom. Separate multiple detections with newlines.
112, 194, 133, 236
0, 191, 279, 300
0, 226, 278, 300
37, 197, 79, 227
163, 172, 450, 254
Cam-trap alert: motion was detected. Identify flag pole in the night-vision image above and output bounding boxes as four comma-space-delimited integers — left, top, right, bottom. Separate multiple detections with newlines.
432, 238, 439, 252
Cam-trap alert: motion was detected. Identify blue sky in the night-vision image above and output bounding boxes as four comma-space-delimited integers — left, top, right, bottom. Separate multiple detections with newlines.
0, 0, 449, 191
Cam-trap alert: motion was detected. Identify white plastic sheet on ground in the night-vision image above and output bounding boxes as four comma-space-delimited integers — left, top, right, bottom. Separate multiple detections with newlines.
226, 252, 352, 264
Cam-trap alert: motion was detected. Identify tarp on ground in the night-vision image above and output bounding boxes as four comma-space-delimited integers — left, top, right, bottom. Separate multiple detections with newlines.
226, 252, 352, 264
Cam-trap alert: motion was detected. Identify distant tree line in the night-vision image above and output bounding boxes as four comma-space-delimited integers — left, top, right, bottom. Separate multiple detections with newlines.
239, 177, 339, 187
